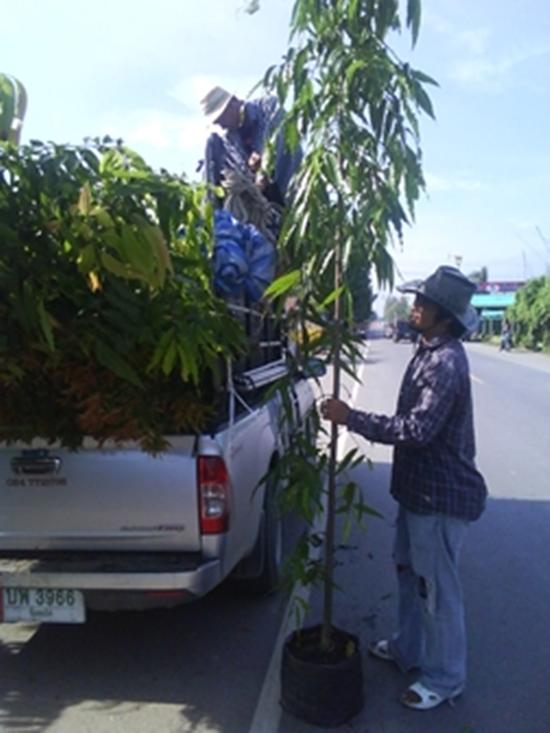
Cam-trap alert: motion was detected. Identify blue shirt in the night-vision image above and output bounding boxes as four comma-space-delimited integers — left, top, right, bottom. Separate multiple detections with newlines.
346, 336, 487, 521
205, 95, 302, 200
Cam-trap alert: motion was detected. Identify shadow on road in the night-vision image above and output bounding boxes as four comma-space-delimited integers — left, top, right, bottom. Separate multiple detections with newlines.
2, 455, 550, 733
0, 580, 288, 732
285, 458, 550, 733
0, 510, 309, 733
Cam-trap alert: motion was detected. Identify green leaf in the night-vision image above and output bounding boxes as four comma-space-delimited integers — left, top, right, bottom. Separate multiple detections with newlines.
119, 222, 155, 276
319, 286, 344, 309
264, 269, 301, 298
345, 59, 367, 87
178, 344, 199, 384
100, 251, 135, 280
375, 0, 398, 38
148, 328, 175, 371
243, 0, 260, 14
0, 222, 19, 245
141, 223, 173, 287
77, 244, 97, 273
162, 341, 178, 375
412, 69, 439, 87
347, 0, 360, 26
413, 81, 435, 119
94, 340, 143, 388
90, 206, 115, 229
78, 182, 92, 215
37, 300, 55, 351
407, 0, 422, 47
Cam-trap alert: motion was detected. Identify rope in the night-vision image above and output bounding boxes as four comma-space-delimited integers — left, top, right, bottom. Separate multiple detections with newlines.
221, 166, 282, 245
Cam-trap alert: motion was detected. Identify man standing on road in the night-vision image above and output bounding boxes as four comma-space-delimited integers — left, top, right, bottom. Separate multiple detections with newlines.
321, 265, 488, 711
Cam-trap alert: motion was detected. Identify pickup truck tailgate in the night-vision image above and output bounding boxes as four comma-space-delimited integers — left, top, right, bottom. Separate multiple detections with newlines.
0, 440, 201, 552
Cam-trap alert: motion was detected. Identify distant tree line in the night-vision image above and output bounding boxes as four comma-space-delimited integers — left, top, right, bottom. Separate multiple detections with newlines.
384, 295, 410, 323
507, 276, 550, 352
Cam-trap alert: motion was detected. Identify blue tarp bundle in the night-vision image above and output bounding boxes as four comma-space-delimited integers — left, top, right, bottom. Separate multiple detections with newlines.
213, 209, 276, 302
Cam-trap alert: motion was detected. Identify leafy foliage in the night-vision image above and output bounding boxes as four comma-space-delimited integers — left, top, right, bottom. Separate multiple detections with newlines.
0, 138, 245, 452
384, 294, 411, 322
263, 0, 436, 343
507, 276, 550, 351
0, 74, 27, 145
261, 0, 434, 647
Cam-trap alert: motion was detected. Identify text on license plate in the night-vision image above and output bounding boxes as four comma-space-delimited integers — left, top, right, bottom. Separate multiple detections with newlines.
2, 587, 86, 623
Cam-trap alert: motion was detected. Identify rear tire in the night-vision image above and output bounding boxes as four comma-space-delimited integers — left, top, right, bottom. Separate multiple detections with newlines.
242, 472, 282, 594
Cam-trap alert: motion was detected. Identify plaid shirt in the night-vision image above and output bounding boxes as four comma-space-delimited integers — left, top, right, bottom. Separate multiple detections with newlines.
346, 336, 487, 521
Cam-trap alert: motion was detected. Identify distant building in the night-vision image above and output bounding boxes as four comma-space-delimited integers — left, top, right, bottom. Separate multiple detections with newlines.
471, 281, 524, 336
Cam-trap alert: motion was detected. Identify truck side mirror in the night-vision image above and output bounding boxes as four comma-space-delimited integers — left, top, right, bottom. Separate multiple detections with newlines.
300, 358, 327, 379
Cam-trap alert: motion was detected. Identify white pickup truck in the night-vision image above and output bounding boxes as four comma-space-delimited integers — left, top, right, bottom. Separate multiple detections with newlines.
0, 314, 317, 624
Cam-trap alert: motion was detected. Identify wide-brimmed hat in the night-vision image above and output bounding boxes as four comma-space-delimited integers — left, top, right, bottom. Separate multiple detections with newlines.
200, 86, 233, 123
398, 266, 479, 334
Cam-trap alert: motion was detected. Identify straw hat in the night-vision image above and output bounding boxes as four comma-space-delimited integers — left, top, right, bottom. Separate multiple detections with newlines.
398, 266, 479, 334
200, 86, 233, 123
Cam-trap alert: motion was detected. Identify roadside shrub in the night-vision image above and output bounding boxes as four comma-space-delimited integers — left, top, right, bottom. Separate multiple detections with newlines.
507, 276, 550, 352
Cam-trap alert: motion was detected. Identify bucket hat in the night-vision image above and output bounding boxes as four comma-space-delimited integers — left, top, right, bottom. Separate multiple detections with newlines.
200, 86, 233, 123
397, 266, 479, 334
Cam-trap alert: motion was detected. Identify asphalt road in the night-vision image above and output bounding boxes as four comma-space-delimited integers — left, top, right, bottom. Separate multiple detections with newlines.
1, 339, 549, 733
279, 337, 550, 733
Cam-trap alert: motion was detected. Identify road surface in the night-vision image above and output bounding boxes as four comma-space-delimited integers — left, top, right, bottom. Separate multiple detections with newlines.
1, 339, 549, 733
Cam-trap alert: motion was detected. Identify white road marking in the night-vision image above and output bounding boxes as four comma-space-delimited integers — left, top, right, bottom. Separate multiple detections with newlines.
248, 351, 369, 733
471, 374, 484, 384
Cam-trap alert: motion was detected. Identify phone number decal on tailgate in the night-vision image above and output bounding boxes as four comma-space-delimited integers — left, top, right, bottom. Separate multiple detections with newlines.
1, 587, 85, 623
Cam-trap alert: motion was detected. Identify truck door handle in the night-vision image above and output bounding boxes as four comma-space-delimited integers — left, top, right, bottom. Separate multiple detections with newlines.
11, 455, 62, 475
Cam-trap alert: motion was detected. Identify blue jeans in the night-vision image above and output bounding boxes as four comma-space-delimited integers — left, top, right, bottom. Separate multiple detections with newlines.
389, 506, 469, 698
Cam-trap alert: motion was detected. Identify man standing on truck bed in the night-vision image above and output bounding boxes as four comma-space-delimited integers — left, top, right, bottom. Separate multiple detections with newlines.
321, 266, 488, 711
200, 85, 302, 206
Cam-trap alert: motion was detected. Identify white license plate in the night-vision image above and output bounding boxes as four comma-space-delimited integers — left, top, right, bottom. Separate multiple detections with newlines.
2, 587, 86, 623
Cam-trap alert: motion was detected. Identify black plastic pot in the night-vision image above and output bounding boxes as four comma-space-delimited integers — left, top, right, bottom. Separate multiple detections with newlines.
280, 625, 364, 727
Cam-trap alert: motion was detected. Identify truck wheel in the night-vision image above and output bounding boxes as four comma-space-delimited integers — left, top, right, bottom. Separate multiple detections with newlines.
243, 472, 283, 595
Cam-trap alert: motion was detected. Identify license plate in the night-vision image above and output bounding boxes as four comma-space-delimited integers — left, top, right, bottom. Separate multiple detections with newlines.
2, 587, 86, 624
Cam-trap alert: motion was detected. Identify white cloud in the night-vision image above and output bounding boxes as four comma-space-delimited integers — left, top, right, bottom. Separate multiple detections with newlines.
451, 45, 550, 89
100, 109, 203, 152
423, 8, 454, 36
97, 107, 207, 175
425, 172, 483, 192
424, 8, 550, 91
169, 73, 265, 113
457, 27, 491, 56
98, 72, 273, 175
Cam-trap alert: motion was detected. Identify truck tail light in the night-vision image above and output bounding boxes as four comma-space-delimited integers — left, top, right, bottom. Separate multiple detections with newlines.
197, 456, 230, 534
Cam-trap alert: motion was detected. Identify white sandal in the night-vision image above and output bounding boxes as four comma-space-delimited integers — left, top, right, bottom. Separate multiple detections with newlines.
401, 681, 459, 711
368, 639, 394, 662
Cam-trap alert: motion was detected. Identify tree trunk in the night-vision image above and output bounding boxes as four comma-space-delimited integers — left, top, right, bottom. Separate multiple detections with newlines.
321, 238, 342, 651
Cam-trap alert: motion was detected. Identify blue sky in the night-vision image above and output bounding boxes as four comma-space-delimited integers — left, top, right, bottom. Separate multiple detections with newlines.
4, 0, 550, 286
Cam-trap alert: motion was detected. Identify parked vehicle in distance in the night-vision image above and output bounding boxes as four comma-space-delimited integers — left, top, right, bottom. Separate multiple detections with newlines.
392, 318, 417, 342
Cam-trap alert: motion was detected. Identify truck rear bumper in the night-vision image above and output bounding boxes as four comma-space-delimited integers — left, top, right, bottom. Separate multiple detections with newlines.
0, 553, 222, 597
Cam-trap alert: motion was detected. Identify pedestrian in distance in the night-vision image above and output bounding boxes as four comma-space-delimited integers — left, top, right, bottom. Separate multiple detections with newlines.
500, 318, 513, 352
321, 265, 488, 711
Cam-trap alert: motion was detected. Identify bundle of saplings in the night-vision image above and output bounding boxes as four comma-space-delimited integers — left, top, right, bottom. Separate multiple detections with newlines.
0, 138, 245, 452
